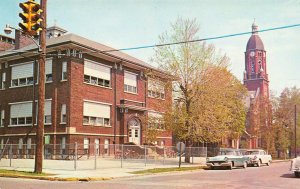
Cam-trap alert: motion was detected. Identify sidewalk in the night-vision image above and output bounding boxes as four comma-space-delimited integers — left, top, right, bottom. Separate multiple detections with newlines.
0, 158, 290, 180
0, 157, 206, 180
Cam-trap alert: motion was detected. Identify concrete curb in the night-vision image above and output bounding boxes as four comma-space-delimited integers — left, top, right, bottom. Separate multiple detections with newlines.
0, 174, 114, 181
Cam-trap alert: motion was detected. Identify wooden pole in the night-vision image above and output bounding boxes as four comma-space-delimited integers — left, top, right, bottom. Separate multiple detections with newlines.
34, 0, 46, 173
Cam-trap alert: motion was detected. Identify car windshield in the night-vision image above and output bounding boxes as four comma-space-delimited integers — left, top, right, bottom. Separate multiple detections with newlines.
245, 151, 259, 155
218, 151, 235, 155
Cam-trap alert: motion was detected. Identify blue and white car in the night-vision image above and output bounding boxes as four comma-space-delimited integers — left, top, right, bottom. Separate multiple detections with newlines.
206, 148, 249, 170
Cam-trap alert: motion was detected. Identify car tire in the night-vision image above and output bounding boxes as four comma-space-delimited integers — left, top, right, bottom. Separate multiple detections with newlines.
257, 160, 261, 167
266, 161, 271, 166
295, 172, 300, 178
229, 162, 233, 170
243, 161, 247, 169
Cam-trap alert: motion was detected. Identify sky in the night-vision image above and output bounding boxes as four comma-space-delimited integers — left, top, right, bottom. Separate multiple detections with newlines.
1, 0, 300, 95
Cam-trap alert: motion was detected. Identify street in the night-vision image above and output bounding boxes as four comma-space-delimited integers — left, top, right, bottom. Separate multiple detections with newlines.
0, 162, 298, 189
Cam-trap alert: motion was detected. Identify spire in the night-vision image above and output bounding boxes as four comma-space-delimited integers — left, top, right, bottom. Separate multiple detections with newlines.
252, 19, 258, 35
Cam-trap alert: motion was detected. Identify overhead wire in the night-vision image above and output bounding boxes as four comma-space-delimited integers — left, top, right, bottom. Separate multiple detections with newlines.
3, 23, 300, 57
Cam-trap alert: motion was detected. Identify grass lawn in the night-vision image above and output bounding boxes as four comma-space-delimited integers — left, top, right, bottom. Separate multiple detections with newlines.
0, 169, 51, 177
130, 166, 206, 174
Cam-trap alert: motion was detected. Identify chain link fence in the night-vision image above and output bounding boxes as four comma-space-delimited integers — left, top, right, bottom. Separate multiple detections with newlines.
0, 143, 208, 170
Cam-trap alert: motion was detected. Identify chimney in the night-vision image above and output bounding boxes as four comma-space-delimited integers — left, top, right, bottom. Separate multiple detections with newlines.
14, 30, 37, 50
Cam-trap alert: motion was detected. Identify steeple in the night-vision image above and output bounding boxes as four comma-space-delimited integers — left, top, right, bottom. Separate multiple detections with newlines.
252, 20, 258, 35
244, 22, 269, 98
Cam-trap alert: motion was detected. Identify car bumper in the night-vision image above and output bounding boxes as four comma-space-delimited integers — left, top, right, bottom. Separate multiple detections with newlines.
290, 167, 300, 172
247, 160, 259, 165
206, 162, 231, 167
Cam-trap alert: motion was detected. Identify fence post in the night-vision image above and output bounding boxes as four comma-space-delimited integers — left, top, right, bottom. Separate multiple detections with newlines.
94, 143, 97, 170
74, 142, 77, 171
191, 147, 194, 164
9, 144, 12, 167
163, 147, 165, 165
121, 144, 123, 168
144, 145, 147, 167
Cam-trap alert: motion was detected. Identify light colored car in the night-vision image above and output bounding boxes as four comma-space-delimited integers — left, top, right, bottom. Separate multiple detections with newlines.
244, 149, 272, 167
290, 156, 300, 178
206, 148, 249, 170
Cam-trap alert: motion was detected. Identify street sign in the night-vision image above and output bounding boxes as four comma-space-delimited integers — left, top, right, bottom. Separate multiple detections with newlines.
176, 142, 185, 168
176, 142, 185, 153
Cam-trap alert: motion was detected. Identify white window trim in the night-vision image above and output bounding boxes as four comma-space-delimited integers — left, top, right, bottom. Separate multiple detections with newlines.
10, 61, 34, 67
83, 99, 112, 106
84, 59, 112, 69
9, 99, 52, 127
0, 110, 4, 127
60, 104, 67, 124
124, 71, 138, 94
61, 61, 67, 81
83, 100, 111, 127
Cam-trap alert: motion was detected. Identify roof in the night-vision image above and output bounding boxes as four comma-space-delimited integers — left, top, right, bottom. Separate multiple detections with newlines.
246, 23, 265, 51
0, 33, 157, 71
246, 34, 264, 51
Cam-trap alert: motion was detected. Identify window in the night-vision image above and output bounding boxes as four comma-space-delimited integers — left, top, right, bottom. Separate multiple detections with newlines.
37, 100, 52, 124
10, 100, 51, 126
83, 101, 111, 126
83, 138, 89, 154
60, 136, 66, 155
27, 138, 32, 150
84, 138, 89, 149
18, 138, 23, 150
124, 71, 137, 93
148, 111, 165, 130
251, 61, 255, 73
0, 138, 3, 150
61, 104, 66, 123
104, 139, 109, 154
45, 59, 53, 82
148, 79, 165, 99
10, 102, 32, 126
62, 62, 67, 80
0, 110, 4, 127
1, 72, 6, 89
44, 135, 50, 145
11, 62, 33, 87
83, 59, 111, 88
95, 139, 100, 155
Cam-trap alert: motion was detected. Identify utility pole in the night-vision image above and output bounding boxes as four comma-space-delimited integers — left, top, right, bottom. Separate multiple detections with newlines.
295, 105, 297, 158
34, 0, 46, 173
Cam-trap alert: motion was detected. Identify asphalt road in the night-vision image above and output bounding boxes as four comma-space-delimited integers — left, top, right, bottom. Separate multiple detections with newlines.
0, 162, 298, 189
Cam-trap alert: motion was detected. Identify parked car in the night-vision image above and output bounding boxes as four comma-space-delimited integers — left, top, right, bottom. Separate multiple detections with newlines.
290, 156, 300, 178
244, 149, 272, 167
206, 148, 249, 170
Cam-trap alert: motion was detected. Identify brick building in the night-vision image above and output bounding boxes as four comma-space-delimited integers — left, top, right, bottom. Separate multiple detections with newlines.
243, 22, 271, 149
0, 34, 14, 52
0, 26, 172, 154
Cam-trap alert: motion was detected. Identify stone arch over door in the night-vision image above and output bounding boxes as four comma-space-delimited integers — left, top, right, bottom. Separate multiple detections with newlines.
127, 117, 141, 145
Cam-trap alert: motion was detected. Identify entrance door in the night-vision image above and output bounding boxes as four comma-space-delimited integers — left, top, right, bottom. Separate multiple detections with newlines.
128, 119, 140, 145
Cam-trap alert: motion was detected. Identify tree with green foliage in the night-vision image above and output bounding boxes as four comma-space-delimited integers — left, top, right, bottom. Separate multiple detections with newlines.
152, 17, 247, 162
272, 87, 300, 158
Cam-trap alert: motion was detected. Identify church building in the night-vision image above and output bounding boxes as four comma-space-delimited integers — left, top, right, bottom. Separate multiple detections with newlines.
243, 22, 271, 149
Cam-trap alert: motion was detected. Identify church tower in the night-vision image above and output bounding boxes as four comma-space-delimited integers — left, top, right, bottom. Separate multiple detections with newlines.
244, 22, 269, 98
243, 22, 271, 149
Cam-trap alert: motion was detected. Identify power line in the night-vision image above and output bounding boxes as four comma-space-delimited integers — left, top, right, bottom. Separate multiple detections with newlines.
4, 23, 300, 57
101, 23, 300, 53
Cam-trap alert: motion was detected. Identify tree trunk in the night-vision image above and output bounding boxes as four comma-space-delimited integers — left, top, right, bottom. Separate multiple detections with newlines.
184, 139, 192, 163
